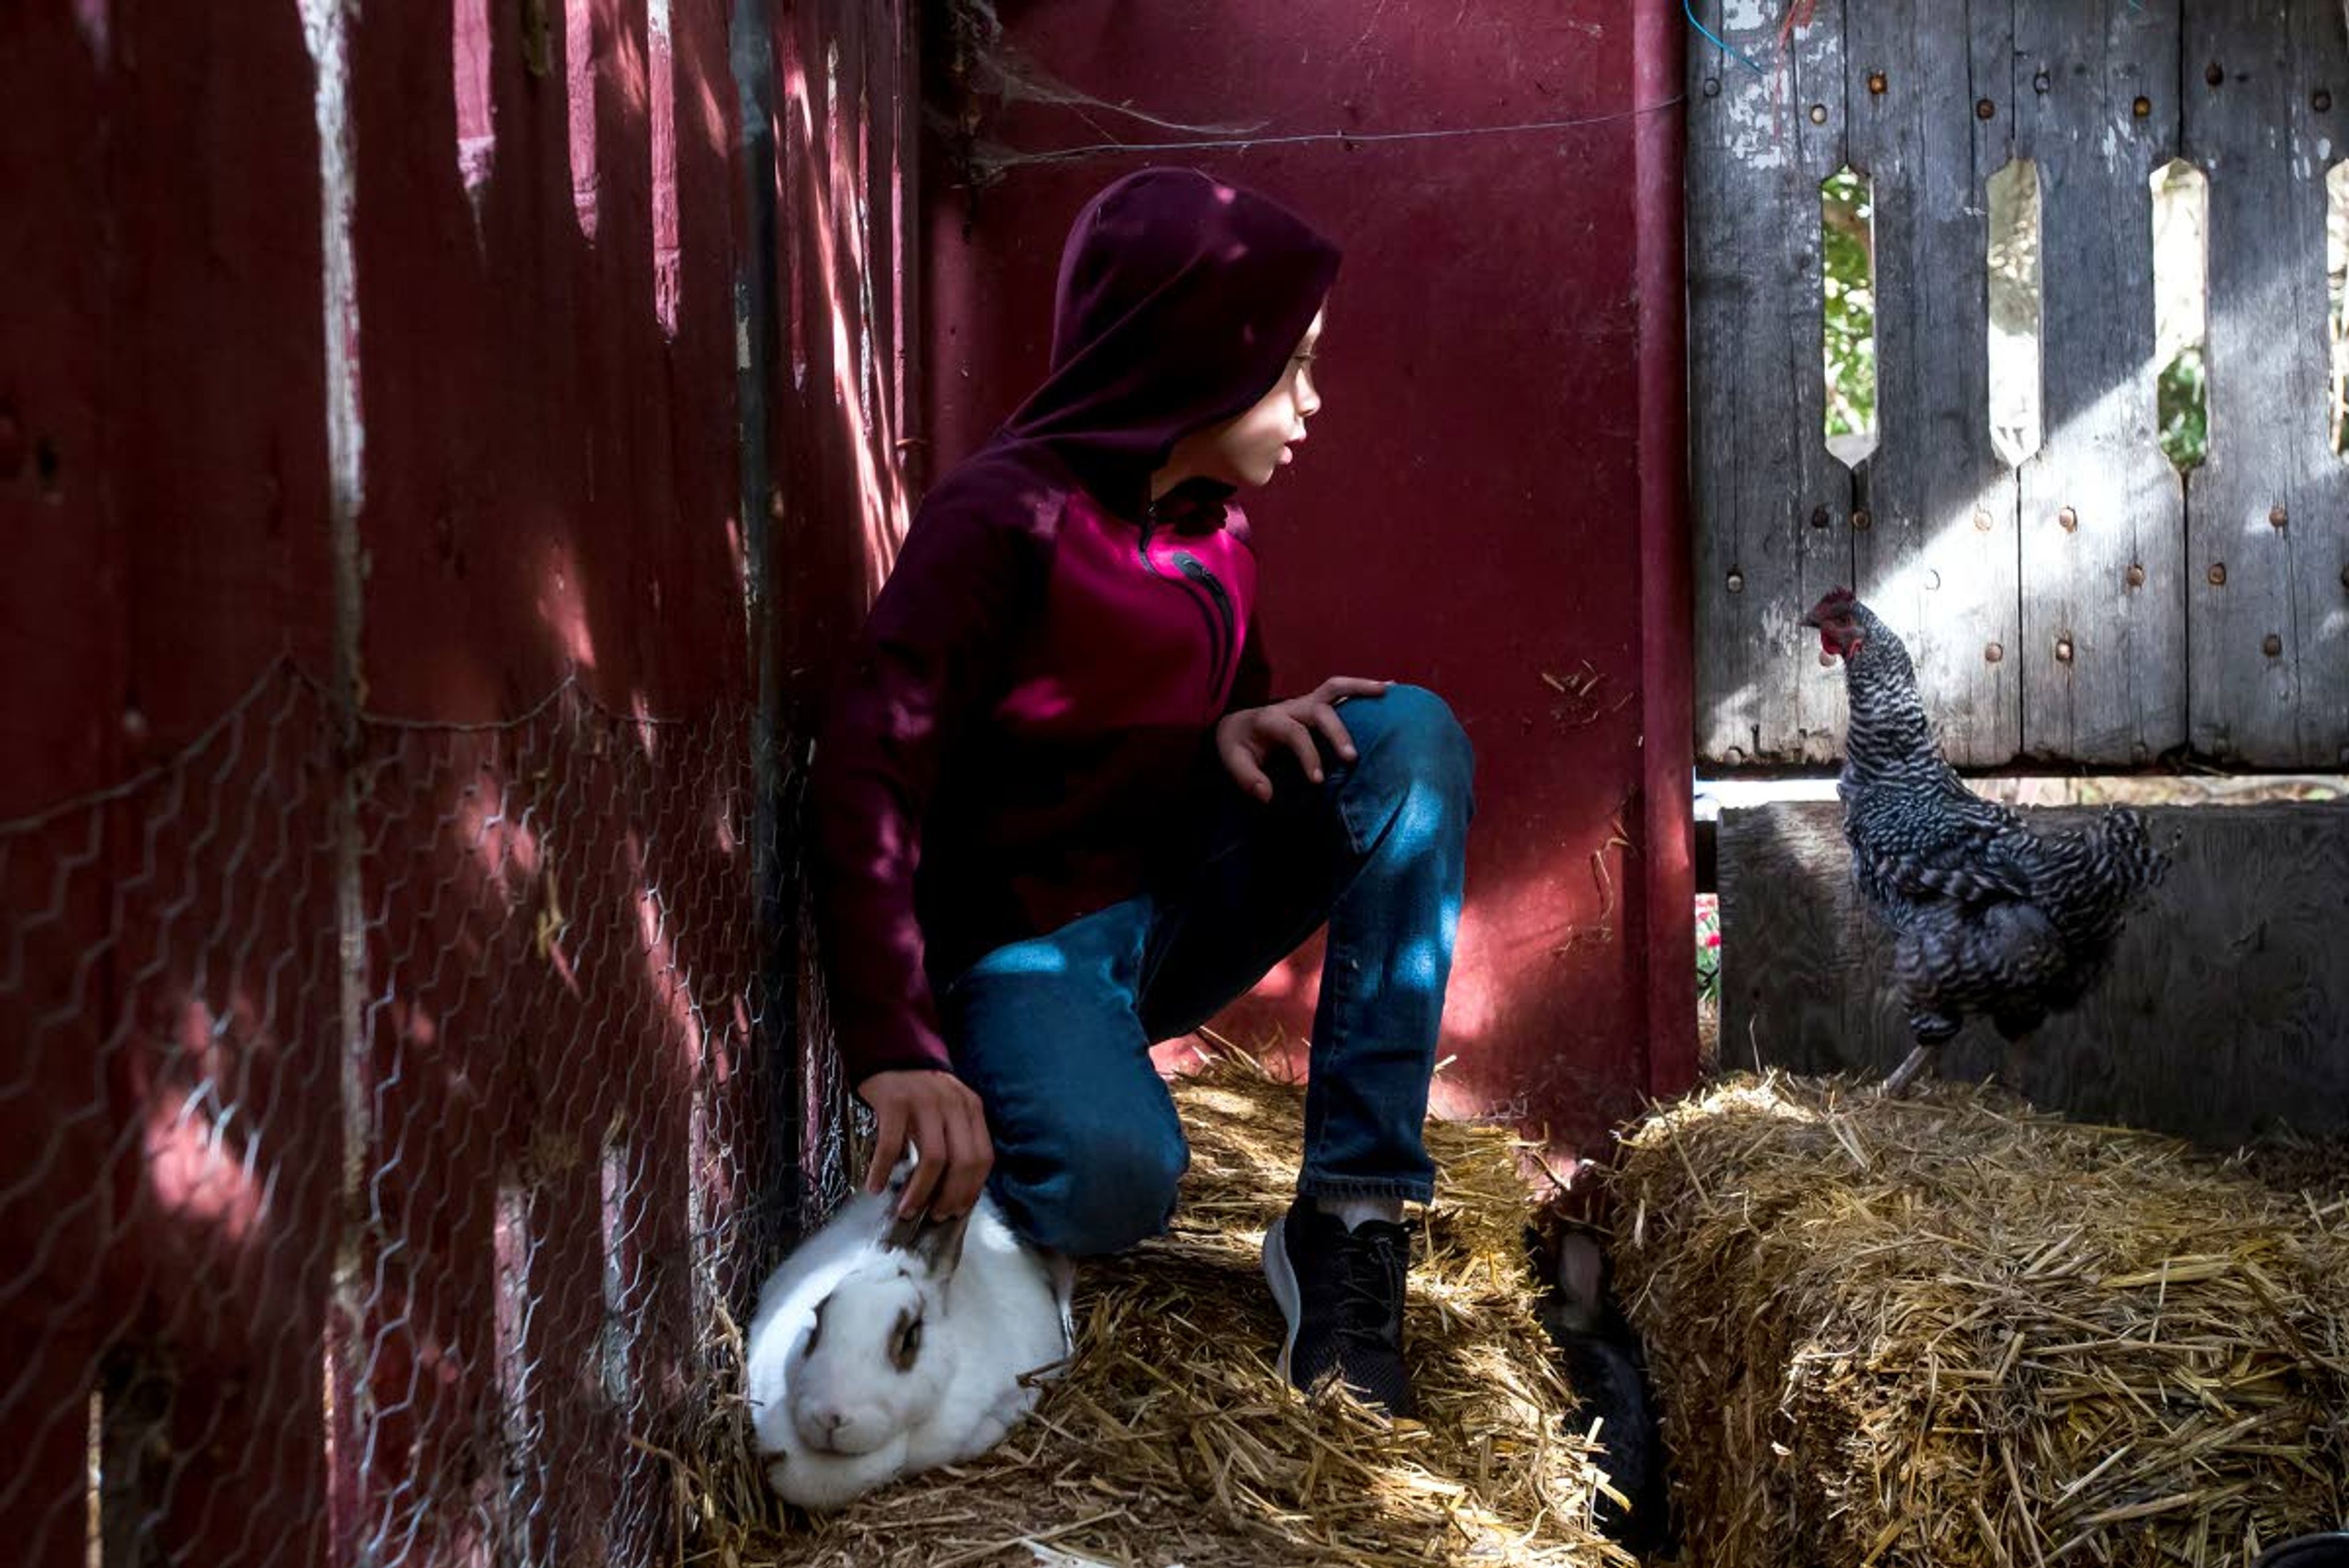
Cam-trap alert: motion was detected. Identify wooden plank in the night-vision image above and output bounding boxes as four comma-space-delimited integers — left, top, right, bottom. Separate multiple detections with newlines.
97, 6, 345, 1567
2183, 0, 2349, 766
1720, 801, 2349, 1145
2014, 2, 2191, 765
1688, 0, 1855, 768
1846, 0, 2024, 767
2282, 0, 2349, 768
0, 17, 124, 1555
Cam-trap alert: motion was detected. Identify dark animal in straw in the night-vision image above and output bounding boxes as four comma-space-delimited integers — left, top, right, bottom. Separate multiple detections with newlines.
1800, 589, 2170, 1094
1534, 1227, 1669, 1555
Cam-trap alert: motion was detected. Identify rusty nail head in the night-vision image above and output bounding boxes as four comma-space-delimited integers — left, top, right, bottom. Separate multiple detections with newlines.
2034, 70, 2052, 95
122, 708, 149, 742
1726, 570, 1745, 594
2318, 89, 2335, 112
2058, 506, 2079, 531
2269, 504, 2288, 528
2055, 636, 2076, 663
1852, 507, 1872, 530
2207, 61, 2225, 86
767, 488, 787, 521
1868, 71, 1888, 95
1703, 76, 1721, 98
1809, 103, 1828, 125
2263, 633, 2284, 657
2208, 562, 2228, 587
2133, 95, 2152, 118
1984, 641, 2005, 663
1810, 504, 1831, 528
1976, 97, 1996, 120
2126, 563, 2147, 588
1973, 509, 1994, 532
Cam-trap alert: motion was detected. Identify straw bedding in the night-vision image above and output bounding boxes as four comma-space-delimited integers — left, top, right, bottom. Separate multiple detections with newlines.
681, 1053, 1633, 1568
1611, 1075, 2349, 1568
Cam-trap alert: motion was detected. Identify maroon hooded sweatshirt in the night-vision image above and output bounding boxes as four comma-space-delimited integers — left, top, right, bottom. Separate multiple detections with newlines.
809, 168, 1341, 1083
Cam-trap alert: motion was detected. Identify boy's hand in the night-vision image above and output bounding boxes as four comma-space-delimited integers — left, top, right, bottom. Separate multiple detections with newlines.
859, 1069, 993, 1219
1215, 677, 1392, 802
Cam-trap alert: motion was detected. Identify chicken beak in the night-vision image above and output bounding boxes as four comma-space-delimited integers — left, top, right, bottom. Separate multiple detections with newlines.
1798, 609, 1822, 629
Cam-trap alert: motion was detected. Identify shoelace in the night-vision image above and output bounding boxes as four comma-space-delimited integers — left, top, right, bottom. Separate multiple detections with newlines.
1330, 1228, 1406, 1354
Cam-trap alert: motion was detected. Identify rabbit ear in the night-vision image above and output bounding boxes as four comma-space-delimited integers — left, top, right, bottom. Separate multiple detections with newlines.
883, 1206, 971, 1282
1554, 1232, 1607, 1315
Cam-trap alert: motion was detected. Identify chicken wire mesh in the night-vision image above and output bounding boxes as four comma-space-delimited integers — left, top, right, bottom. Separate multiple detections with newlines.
0, 660, 792, 1568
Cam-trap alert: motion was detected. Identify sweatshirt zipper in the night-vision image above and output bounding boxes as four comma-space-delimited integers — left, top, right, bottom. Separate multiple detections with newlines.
1140, 502, 1239, 703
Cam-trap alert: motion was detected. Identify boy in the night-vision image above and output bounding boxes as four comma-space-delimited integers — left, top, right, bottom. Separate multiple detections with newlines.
809, 167, 1472, 1416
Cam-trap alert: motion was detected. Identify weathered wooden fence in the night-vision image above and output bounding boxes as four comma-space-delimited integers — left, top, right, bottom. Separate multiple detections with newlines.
1720, 801, 2349, 1143
0, 1, 910, 1564
1691, 0, 2349, 771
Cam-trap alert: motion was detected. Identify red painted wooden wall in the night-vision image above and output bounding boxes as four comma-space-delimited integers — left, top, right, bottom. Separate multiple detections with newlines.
0, 1, 912, 1562
1, 2, 1688, 1561
922, 1, 1696, 1153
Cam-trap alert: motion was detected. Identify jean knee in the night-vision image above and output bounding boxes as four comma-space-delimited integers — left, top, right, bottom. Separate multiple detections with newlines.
998, 1115, 1188, 1258
1356, 685, 1475, 799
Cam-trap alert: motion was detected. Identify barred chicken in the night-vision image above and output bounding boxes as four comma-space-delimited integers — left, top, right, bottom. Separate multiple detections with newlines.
1800, 589, 2170, 1094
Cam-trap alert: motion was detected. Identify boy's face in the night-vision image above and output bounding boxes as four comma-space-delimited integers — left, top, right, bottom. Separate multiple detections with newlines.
1194, 310, 1324, 489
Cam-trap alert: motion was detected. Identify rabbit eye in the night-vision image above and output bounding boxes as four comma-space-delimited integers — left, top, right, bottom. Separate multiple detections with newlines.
891, 1315, 923, 1372
803, 1301, 826, 1354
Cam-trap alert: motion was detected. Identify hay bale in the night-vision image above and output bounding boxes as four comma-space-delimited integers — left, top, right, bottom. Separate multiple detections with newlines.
1612, 1075, 2349, 1568
685, 1054, 1634, 1567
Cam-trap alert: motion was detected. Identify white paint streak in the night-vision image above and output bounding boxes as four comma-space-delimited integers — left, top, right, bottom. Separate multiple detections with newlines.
73, 0, 109, 61
301, 0, 368, 540
302, 0, 370, 1500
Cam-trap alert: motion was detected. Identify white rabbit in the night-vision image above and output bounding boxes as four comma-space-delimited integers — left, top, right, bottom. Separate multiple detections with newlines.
744, 1174, 1072, 1510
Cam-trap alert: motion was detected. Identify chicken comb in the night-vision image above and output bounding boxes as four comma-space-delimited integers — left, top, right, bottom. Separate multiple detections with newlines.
1817, 586, 1857, 606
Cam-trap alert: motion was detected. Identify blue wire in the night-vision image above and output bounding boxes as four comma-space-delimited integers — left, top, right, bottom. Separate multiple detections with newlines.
1686, 0, 1771, 75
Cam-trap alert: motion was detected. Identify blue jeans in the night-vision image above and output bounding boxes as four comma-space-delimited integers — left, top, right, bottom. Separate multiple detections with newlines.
940, 685, 1475, 1257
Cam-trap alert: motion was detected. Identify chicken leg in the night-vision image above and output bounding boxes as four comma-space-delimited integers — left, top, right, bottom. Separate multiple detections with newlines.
1880, 1042, 1940, 1097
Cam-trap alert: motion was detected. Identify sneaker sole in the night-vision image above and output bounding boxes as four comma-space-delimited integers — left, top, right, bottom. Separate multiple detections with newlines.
1260, 1219, 1302, 1385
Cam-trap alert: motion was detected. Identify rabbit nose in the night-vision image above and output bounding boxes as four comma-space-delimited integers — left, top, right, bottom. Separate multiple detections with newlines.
796, 1405, 850, 1449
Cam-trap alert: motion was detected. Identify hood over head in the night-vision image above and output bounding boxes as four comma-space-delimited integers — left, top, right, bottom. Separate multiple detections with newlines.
1000, 167, 1341, 521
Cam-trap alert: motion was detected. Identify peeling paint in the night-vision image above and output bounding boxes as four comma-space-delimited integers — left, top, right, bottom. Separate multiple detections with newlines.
650, 0, 681, 337
567, 0, 601, 240
453, 0, 497, 225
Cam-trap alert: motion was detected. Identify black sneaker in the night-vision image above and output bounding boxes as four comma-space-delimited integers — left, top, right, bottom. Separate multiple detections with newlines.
1261, 1198, 1417, 1419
